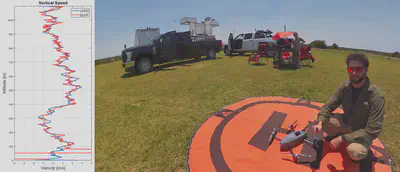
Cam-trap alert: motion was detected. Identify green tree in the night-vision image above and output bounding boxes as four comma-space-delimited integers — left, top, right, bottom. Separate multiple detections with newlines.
332, 43, 339, 49
392, 51, 400, 58
310, 40, 327, 49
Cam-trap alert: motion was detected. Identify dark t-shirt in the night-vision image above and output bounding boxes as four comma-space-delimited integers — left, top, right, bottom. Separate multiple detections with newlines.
352, 85, 362, 104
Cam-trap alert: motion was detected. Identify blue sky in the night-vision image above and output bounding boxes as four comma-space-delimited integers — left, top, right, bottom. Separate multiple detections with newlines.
95, 0, 399, 59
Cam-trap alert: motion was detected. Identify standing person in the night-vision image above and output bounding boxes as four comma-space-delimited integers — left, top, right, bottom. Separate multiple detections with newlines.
313, 53, 385, 169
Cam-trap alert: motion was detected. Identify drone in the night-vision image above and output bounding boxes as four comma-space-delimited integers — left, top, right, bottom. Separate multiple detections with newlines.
268, 120, 313, 150
268, 120, 324, 169
267, 119, 393, 170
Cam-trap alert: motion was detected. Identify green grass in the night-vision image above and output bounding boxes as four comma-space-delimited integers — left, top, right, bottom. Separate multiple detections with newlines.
95, 49, 400, 172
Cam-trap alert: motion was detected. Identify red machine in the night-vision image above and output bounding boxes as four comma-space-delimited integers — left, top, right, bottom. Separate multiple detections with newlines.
274, 32, 316, 68
299, 46, 315, 66
249, 31, 316, 68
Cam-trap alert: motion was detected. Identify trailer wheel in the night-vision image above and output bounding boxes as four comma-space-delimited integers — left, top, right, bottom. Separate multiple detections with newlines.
206, 49, 216, 59
135, 57, 154, 74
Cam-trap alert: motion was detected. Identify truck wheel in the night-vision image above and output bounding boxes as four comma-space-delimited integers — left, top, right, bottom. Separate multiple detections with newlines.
135, 57, 153, 74
224, 46, 232, 56
206, 49, 216, 59
194, 55, 201, 61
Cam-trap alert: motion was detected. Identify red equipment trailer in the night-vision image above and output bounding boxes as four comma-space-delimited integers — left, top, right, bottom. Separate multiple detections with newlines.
248, 31, 316, 68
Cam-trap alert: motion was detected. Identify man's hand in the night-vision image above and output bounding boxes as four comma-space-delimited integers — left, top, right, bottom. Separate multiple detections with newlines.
329, 136, 343, 150
313, 121, 322, 132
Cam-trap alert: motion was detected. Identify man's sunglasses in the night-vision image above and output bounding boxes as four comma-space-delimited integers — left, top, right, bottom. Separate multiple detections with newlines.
347, 67, 365, 74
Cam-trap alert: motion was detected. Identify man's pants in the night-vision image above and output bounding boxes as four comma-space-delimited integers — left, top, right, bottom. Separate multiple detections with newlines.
322, 114, 369, 161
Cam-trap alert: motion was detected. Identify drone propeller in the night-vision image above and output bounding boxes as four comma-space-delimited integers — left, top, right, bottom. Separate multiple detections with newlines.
268, 128, 282, 145
301, 125, 308, 131
288, 120, 297, 127
287, 120, 298, 133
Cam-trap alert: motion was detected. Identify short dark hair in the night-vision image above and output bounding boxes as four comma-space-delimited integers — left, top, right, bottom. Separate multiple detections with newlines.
346, 53, 369, 67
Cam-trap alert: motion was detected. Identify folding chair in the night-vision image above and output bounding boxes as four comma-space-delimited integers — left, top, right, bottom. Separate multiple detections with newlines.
248, 43, 269, 65
248, 53, 262, 64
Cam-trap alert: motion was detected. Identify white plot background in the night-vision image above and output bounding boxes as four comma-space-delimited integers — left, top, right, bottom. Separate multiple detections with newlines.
14, 6, 93, 161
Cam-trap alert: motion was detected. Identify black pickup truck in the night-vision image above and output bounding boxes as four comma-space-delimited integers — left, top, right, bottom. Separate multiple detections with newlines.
121, 31, 223, 74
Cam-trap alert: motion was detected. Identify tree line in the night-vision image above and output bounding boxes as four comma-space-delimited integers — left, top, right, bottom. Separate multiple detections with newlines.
308, 40, 400, 58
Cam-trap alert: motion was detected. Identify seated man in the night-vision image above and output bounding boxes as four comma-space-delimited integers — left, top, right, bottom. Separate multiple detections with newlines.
277, 38, 291, 48
313, 53, 385, 167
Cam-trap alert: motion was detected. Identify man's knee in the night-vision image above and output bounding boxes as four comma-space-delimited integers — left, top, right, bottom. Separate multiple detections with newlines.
346, 142, 368, 161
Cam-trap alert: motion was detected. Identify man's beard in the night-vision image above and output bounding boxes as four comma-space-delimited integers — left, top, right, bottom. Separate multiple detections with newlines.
350, 74, 365, 84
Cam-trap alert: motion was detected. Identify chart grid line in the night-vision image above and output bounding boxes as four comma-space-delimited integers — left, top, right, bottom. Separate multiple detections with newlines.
13, 159, 93, 162
15, 33, 92, 35
32, 46, 35, 150
90, 6, 93, 162
16, 117, 92, 120
14, 5, 16, 161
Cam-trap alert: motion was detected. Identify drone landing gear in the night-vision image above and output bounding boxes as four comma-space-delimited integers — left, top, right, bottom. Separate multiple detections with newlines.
304, 121, 324, 169
359, 149, 373, 172
282, 148, 311, 164
309, 139, 323, 169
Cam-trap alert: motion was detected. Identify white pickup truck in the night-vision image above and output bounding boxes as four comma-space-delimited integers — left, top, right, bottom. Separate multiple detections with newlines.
224, 30, 276, 56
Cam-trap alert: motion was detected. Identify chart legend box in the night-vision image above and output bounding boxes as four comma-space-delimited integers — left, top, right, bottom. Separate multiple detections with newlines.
71, 8, 90, 18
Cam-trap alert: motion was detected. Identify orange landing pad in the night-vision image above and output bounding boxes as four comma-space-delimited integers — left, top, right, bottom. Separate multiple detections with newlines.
187, 96, 394, 172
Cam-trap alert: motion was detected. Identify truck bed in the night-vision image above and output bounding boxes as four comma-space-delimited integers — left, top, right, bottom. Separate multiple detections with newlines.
175, 32, 222, 56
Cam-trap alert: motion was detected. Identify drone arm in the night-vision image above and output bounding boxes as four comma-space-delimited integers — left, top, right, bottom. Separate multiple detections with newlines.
297, 154, 312, 158
303, 139, 314, 146
278, 127, 290, 133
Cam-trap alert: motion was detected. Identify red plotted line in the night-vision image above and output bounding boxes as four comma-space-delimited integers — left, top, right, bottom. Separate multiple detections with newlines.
38, 6, 82, 161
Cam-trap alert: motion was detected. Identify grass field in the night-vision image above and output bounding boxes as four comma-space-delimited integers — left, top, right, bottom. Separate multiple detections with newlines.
95, 49, 400, 172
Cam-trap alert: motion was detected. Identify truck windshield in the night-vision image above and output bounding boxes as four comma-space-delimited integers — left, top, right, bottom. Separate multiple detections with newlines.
148, 35, 162, 44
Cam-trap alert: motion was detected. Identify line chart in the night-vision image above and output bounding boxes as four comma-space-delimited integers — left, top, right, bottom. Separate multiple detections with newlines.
39, 6, 82, 161
0, 0, 95, 171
